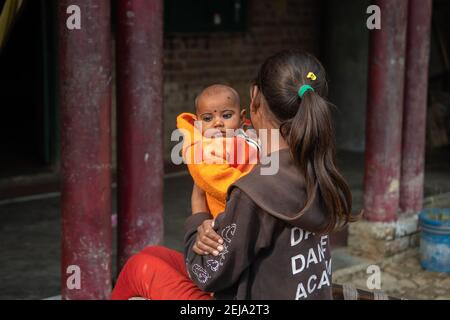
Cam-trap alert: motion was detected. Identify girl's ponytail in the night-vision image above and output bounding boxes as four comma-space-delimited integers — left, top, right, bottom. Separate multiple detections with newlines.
286, 89, 353, 233
256, 50, 355, 233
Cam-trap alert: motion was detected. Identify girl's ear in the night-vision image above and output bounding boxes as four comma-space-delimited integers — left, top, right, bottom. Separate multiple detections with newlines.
249, 85, 260, 114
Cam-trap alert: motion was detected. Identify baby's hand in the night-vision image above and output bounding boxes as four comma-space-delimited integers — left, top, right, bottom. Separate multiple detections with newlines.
203, 138, 232, 164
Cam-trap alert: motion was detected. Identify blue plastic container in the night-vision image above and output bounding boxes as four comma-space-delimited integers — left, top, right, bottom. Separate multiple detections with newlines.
419, 208, 450, 273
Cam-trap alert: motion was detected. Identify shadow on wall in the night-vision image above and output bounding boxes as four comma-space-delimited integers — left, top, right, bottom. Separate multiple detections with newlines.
322, 0, 370, 153
323, 0, 450, 153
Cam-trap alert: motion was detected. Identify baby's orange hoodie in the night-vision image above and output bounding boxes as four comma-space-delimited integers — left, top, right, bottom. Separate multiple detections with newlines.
176, 113, 259, 218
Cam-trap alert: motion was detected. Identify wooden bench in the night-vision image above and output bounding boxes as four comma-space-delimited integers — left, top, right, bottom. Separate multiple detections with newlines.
128, 285, 399, 300
332, 283, 400, 300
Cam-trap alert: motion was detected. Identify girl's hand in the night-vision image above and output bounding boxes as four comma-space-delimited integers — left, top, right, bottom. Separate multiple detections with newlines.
191, 184, 209, 214
192, 219, 224, 256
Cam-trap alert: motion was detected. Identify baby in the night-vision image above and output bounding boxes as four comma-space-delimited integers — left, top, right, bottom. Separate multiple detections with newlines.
176, 84, 259, 218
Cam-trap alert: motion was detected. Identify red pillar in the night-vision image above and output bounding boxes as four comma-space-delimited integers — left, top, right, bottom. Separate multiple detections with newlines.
59, 1, 112, 299
400, 0, 433, 214
364, 0, 408, 222
116, 0, 164, 270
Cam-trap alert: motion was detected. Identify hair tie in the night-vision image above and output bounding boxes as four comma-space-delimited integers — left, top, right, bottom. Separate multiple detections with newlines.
307, 72, 317, 81
298, 85, 314, 98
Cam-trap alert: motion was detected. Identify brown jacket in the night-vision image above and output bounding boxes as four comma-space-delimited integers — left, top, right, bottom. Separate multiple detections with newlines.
184, 149, 333, 300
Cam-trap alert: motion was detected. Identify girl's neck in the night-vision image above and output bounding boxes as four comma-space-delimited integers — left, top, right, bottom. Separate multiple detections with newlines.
264, 132, 289, 155
259, 120, 289, 156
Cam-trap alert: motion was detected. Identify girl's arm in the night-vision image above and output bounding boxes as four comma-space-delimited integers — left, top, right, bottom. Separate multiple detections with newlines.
184, 188, 276, 293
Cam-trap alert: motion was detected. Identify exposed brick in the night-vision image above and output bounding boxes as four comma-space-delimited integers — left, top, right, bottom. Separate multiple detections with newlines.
163, 0, 322, 162
348, 213, 422, 260
395, 214, 419, 237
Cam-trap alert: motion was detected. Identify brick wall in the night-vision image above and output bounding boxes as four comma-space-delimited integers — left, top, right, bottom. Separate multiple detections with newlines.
162, 0, 323, 164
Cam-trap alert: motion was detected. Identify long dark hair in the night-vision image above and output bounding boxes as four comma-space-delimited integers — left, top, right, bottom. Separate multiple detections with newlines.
254, 50, 354, 233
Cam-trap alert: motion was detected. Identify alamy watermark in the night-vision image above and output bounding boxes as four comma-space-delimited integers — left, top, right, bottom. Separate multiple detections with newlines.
366, 5, 381, 30
66, 4, 380, 31
170, 122, 280, 176
66, 265, 81, 290
366, 264, 381, 290
66, 5, 81, 30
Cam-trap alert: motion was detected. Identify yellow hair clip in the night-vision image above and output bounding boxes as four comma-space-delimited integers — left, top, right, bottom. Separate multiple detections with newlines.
307, 72, 317, 81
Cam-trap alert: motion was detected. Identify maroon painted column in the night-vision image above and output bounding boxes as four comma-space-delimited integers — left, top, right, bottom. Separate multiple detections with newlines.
364, 0, 408, 222
400, 0, 433, 214
59, 1, 112, 299
116, 0, 164, 270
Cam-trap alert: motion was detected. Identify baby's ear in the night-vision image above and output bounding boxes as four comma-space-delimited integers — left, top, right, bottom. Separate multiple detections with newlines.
240, 109, 247, 122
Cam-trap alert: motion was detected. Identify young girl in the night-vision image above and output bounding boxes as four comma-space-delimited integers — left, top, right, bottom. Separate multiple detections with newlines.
111, 50, 356, 300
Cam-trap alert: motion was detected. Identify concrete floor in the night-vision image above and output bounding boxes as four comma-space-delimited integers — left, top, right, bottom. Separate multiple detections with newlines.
333, 249, 450, 300
0, 174, 194, 300
0, 147, 449, 300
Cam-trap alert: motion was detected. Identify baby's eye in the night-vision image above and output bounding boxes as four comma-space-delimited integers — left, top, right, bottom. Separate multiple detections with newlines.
202, 115, 213, 122
223, 113, 233, 120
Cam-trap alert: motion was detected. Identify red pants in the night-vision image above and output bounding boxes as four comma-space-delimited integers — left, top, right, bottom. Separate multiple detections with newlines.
111, 246, 212, 300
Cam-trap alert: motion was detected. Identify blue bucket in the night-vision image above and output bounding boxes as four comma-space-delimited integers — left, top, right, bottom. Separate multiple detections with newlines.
419, 208, 450, 273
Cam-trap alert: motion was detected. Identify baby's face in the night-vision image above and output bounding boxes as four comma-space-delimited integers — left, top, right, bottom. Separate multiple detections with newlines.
196, 92, 244, 137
